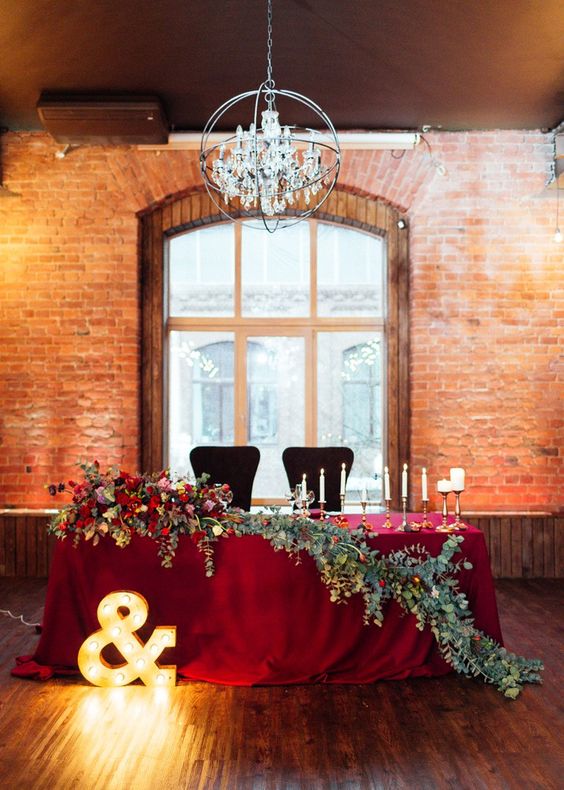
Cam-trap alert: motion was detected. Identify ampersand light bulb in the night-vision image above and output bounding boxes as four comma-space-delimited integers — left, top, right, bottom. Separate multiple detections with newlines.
77, 590, 177, 687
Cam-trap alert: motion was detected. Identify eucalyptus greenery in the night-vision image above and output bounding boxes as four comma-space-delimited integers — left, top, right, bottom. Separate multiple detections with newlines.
48, 469, 543, 699
222, 511, 543, 699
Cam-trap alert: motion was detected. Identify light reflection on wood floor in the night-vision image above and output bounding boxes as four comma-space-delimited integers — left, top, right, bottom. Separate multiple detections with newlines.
1, 578, 562, 789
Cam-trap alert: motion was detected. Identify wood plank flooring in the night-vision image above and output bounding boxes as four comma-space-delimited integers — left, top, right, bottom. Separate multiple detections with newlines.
0, 579, 562, 790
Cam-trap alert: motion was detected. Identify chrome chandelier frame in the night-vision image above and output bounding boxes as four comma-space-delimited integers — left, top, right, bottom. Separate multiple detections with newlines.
199, 0, 340, 232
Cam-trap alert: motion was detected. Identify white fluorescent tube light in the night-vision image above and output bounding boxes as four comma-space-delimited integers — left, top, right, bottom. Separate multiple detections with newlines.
138, 131, 420, 151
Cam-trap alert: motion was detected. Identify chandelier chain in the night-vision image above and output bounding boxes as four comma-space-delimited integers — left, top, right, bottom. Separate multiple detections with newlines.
265, 0, 275, 104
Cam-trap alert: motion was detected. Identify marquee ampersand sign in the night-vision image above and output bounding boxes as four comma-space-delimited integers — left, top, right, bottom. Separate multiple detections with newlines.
78, 590, 177, 687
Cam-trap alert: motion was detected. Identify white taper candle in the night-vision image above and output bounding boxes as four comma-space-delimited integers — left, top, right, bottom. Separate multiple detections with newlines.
402, 463, 408, 498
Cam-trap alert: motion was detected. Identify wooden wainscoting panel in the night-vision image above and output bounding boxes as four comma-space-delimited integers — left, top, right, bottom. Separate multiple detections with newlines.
0, 512, 562, 578
510, 516, 523, 578
555, 516, 564, 577
0, 514, 56, 577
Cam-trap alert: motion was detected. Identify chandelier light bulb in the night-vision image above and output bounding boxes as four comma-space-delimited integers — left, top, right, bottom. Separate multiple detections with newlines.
200, 0, 340, 231
555, 228, 562, 243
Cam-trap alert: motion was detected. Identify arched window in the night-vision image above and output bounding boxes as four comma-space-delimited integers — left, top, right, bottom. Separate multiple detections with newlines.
141, 189, 409, 507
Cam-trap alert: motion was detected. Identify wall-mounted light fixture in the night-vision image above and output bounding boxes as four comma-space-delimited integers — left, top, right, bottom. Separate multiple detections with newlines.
0, 128, 19, 198
553, 127, 563, 243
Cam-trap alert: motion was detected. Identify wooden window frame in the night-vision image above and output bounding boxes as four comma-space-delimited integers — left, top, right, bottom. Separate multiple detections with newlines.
139, 188, 410, 508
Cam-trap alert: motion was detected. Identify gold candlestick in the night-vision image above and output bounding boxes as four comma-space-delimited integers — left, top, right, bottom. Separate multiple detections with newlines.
360, 499, 368, 529
319, 500, 326, 520
436, 492, 452, 532
396, 496, 409, 531
383, 499, 392, 528
452, 490, 468, 530
421, 499, 433, 529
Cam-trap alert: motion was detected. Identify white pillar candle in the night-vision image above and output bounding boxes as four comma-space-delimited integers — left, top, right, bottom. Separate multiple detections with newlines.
301, 473, 307, 501
402, 463, 408, 498
319, 468, 325, 502
450, 467, 465, 491
340, 463, 346, 495
384, 466, 391, 500
437, 479, 453, 493
421, 467, 428, 500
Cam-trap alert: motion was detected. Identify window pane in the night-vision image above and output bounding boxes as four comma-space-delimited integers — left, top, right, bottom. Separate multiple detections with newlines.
317, 224, 383, 316
169, 225, 234, 316
317, 332, 383, 501
247, 336, 305, 498
168, 331, 234, 476
241, 223, 310, 316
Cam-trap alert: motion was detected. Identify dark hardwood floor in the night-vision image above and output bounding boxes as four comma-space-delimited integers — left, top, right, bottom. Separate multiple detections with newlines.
0, 578, 562, 789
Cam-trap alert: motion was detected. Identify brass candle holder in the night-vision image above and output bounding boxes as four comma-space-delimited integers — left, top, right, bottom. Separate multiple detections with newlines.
319, 500, 326, 520
452, 490, 468, 530
301, 498, 309, 518
421, 499, 433, 529
360, 499, 368, 529
383, 499, 392, 528
436, 491, 453, 532
396, 496, 409, 531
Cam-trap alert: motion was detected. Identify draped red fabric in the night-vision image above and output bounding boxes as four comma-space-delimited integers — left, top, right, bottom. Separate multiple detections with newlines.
13, 515, 502, 684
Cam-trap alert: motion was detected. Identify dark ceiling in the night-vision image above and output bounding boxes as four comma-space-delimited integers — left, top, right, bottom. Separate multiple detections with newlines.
1, 0, 563, 134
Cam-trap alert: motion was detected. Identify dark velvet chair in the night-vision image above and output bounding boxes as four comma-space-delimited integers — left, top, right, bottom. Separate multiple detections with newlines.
189, 445, 260, 511
282, 447, 354, 512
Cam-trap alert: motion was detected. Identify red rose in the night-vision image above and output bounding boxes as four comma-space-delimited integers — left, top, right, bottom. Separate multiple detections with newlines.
379, 580, 386, 588
191, 530, 207, 543
116, 492, 130, 506
79, 504, 91, 519
161, 527, 170, 536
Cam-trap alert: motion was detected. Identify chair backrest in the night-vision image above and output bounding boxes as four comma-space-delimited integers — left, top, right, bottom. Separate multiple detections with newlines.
189, 445, 260, 511
282, 447, 355, 512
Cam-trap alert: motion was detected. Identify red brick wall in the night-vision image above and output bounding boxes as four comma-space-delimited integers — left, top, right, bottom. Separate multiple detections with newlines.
0, 131, 562, 510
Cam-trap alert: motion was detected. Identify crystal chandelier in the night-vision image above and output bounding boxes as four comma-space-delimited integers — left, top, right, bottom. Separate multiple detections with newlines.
200, 0, 340, 232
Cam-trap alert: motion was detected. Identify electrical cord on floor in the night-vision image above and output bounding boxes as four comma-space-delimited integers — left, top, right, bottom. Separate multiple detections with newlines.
1, 607, 41, 628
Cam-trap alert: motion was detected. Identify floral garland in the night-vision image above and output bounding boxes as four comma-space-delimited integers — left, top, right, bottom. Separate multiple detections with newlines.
48, 464, 543, 698
47, 461, 242, 569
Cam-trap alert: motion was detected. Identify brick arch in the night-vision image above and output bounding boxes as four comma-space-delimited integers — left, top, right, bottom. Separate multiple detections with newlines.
140, 188, 410, 507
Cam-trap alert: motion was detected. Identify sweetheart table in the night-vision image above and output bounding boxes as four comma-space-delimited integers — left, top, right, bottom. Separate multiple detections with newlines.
13, 512, 502, 684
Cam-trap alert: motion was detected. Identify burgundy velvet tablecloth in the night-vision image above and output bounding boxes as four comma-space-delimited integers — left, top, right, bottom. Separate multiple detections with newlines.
14, 513, 502, 684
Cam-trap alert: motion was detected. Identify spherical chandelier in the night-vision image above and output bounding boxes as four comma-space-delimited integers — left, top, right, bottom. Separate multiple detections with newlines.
200, 0, 340, 232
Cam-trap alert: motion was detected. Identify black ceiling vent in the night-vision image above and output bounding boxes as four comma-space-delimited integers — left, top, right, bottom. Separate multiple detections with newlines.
36, 93, 169, 145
